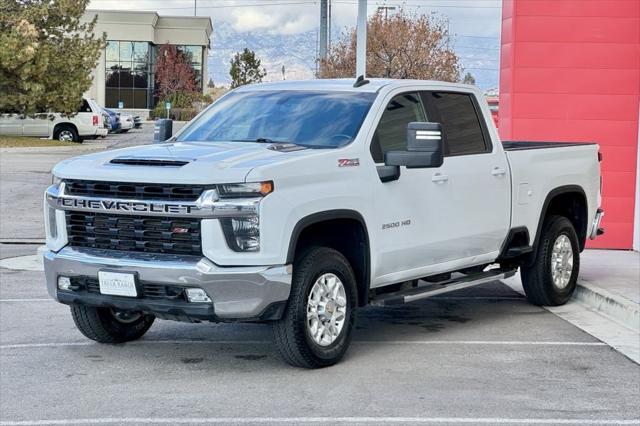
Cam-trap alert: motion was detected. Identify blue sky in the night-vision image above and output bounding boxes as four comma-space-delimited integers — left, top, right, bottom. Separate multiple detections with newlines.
90, 0, 502, 89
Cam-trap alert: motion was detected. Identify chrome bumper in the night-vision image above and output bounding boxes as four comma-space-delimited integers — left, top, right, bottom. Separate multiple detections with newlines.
43, 247, 292, 321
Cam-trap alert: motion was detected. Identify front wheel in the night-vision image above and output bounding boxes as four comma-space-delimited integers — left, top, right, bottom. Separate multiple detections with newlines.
521, 215, 580, 306
70, 305, 155, 343
272, 247, 357, 368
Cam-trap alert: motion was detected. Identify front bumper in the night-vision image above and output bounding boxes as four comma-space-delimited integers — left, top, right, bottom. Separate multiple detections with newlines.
43, 247, 292, 322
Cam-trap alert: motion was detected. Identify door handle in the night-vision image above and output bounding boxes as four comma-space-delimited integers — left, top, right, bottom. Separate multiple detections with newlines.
491, 167, 507, 177
432, 173, 449, 183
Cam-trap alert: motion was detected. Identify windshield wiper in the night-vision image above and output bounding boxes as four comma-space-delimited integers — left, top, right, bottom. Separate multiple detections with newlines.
231, 138, 289, 144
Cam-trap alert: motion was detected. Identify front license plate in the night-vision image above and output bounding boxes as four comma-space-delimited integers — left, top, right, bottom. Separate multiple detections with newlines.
98, 271, 137, 297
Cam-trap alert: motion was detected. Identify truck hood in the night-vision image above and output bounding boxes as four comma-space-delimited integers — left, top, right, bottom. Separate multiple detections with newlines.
52, 141, 315, 184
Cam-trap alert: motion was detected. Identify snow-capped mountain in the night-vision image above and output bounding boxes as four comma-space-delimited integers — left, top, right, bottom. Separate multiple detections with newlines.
208, 20, 499, 89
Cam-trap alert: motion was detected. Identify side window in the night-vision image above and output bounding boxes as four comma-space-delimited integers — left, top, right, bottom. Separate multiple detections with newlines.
370, 92, 426, 163
427, 92, 488, 156
78, 100, 92, 113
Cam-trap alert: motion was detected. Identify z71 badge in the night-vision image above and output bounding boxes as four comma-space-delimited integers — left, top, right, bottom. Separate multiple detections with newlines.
338, 158, 360, 167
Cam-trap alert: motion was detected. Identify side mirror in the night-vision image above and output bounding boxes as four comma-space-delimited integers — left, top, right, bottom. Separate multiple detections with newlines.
385, 122, 444, 168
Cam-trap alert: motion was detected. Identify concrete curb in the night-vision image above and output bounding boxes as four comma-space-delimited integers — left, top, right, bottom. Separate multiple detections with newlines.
574, 281, 640, 332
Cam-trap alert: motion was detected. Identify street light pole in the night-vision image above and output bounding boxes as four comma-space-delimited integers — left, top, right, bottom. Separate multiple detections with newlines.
355, 0, 367, 77
194, 0, 197, 16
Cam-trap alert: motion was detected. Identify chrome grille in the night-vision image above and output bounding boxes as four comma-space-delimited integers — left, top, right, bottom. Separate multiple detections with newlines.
65, 212, 202, 256
64, 180, 210, 201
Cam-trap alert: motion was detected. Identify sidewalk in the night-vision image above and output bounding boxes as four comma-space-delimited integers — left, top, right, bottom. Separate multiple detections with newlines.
541, 249, 640, 363
577, 249, 639, 331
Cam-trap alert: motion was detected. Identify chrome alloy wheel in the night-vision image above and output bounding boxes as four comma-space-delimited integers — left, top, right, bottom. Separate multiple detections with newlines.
306, 273, 347, 347
551, 234, 574, 289
58, 130, 74, 141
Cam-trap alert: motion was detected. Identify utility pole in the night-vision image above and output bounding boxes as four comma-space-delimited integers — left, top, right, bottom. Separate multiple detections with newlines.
377, 5, 396, 20
282, 65, 286, 80
194, 0, 197, 16
319, 0, 328, 61
355, 0, 367, 77
328, 0, 332, 51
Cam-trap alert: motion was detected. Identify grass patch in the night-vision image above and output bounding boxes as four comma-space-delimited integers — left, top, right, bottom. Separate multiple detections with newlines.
0, 135, 80, 148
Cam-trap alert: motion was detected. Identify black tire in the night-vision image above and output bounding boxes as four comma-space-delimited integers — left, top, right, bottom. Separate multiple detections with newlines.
521, 215, 580, 306
70, 305, 155, 343
272, 247, 357, 368
53, 125, 79, 142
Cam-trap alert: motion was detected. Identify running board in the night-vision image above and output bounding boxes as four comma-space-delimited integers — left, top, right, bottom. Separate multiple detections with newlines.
370, 268, 517, 307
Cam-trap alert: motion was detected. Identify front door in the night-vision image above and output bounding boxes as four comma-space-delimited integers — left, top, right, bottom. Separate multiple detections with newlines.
369, 90, 510, 286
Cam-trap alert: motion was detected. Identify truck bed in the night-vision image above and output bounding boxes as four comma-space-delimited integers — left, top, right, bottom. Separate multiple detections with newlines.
502, 141, 597, 151
503, 141, 600, 247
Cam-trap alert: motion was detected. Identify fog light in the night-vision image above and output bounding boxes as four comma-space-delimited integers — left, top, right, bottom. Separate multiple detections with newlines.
57, 276, 72, 290
185, 288, 212, 303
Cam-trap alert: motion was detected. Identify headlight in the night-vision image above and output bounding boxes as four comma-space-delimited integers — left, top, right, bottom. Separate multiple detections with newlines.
217, 182, 271, 252
217, 181, 273, 198
220, 216, 260, 252
52, 175, 62, 186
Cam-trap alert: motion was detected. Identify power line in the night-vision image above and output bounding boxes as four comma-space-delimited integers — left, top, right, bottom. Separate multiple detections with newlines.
153, 1, 319, 10
332, 0, 500, 9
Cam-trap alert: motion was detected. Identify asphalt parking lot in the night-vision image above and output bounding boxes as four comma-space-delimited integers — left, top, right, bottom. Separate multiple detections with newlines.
1, 129, 639, 425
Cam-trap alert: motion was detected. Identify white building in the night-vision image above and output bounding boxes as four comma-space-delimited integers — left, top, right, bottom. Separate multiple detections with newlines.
81, 10, 212, 117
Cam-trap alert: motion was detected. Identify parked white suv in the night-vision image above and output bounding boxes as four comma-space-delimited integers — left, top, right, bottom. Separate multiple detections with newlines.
43, 79, 604, 368
0, 98, 107, 142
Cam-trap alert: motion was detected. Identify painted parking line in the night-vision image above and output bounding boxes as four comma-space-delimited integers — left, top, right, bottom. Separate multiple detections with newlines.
0, 416, 638, 425
0, 340, 607, 350
0, 296, 526, 303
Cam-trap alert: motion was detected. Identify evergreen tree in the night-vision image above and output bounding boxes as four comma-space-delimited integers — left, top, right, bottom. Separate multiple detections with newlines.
462, 72, 476, 85
0, 0, 106, 115
229, 48, 267, 88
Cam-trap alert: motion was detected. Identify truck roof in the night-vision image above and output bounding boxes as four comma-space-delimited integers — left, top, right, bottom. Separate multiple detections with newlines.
235, 78, 477, 94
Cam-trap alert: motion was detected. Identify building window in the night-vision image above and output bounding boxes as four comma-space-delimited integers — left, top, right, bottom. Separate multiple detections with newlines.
104, 40, 152, 109
106, 41, 203, 109
167, 45, 204, 91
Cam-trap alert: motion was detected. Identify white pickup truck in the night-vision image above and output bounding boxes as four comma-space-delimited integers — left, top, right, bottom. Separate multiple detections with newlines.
43, 79, 604, 368
1, 98, 107, 142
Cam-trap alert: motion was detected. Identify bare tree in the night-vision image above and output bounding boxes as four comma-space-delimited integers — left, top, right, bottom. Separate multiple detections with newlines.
319, 8, 461, 82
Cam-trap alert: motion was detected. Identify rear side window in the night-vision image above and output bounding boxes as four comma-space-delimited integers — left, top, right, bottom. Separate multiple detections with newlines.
370, 92, 426, 163
426, 92, 488, 156
78, 100, 92, 113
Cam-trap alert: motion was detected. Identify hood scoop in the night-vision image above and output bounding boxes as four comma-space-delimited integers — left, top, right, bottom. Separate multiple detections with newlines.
267, 143, 307, 152
109, 157, 193, 167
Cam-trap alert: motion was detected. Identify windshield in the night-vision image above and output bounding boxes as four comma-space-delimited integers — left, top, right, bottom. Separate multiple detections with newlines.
176, 90, 377, 148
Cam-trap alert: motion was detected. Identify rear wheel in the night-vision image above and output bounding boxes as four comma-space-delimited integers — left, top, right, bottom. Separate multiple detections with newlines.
521, 215, 580, 306
70, 305, 155, 343
54, 125, 79, 142
272, 247, 357, 368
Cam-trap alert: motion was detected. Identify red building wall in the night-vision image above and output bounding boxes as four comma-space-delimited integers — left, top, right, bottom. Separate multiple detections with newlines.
499, 0, 640, 249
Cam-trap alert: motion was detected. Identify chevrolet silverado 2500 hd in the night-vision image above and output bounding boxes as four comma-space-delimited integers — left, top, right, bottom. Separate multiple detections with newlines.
43, 79, 604, 368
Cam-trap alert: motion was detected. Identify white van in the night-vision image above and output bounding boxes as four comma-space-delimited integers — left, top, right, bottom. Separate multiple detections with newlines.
0, 98, 108, 142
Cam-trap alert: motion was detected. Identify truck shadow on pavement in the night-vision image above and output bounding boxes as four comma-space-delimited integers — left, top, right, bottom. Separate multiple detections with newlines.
101, 281, 544, 370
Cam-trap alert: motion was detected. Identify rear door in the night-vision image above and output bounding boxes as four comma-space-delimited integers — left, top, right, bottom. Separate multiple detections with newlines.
21, 113, 49, 137
420, 90, 511, 260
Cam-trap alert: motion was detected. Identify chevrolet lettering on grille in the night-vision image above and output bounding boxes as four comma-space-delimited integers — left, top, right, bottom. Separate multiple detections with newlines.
57, 197, 195, 214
